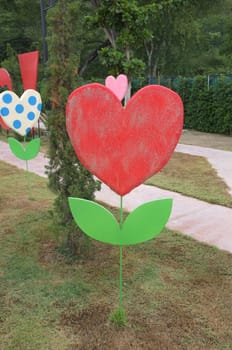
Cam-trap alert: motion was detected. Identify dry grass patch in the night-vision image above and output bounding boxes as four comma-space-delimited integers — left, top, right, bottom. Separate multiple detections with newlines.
0, 161, 54, 234
146, 152, 232, 207
180, 129, 232, 151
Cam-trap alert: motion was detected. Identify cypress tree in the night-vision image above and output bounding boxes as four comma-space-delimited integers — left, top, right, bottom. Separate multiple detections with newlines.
45, 0, 100, 255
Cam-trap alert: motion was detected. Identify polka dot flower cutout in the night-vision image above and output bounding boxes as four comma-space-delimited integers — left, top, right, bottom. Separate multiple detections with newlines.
0, 89, 42, 136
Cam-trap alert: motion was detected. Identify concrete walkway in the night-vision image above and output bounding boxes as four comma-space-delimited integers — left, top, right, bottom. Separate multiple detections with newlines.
0, 140, 232, 254
176, 144, 232, 196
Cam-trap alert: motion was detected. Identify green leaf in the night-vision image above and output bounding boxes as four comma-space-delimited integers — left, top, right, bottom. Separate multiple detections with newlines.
24, 138, 41, 160
68, 198, 120, 245
69, 198, 173, 246
8, 137, 26, 160
8, 137, 40, 161
120, 199, 173, 245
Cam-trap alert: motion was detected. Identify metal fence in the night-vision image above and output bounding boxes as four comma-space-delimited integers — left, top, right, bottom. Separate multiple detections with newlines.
135, 75, 232, 90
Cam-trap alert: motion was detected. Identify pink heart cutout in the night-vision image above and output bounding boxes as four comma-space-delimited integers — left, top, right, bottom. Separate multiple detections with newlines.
66, 84, 184, 196
105, 74, 128, 101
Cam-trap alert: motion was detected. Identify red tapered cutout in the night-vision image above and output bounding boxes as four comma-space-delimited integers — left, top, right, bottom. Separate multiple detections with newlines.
18, 51, 39, 90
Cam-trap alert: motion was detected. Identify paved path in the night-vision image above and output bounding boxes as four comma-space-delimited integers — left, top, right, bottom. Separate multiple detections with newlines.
1, 140, 232, 254
0, 140, 49, 178
176, 144, 232, 196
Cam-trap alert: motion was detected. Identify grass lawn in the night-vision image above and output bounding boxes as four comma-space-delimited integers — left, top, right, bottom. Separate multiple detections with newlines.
146, 152, 232, 208
0, 161, 232, 349
180, 129, 232, 152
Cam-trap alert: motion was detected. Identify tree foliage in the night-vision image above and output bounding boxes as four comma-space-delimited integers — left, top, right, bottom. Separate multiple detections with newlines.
0, 0, 230, 79
0, 45, 22, 94
88, 0, 151, 99
0, 0, 41, 61
45, 0, 100, 255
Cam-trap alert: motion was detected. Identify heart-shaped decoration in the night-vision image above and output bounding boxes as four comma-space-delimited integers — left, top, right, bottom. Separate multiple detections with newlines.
0, 68, 12, 131
105, 74, 128, 101
66, 84, 184, 196
0, 89, 42, 136
0, 116, 9, 130
0, 68, 13, 91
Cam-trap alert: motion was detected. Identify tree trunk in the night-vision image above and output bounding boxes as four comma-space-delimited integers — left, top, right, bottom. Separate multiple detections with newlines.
79, 40, 110, 76
124, 47, 131, 104
145, 42, 154, 84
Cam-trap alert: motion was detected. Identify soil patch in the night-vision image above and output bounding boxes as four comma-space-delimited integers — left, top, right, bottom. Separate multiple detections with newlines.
60, 303, 181, 350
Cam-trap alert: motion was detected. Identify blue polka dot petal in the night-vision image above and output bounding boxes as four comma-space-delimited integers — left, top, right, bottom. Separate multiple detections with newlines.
27, 111, 35, 121
13, 120, 22, 129
3, 93, 13, 104
1, 107, 9, 117
26, 127, 31, 135
37, 103, 42, 112
28, 96, 37, 105
15, 104, 24, 114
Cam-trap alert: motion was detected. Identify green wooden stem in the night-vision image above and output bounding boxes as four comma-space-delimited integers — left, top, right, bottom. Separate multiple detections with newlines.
119, 246, 123, 309
119, 196, 123, 310
25, 159, 31, 196
24, 136, 31, 198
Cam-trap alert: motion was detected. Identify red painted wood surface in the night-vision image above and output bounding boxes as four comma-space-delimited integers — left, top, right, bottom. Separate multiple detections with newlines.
0, 68, 13, 130
18, 51, 39, 90
0, 68, 13, 90
0, 117, 9, 130
66, 84, 184, 195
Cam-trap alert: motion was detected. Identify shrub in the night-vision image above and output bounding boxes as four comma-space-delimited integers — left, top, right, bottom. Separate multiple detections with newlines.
174, 75, 232, 135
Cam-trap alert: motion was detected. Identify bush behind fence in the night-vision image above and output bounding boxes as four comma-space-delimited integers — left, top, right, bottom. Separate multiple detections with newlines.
134, 75, 232, 135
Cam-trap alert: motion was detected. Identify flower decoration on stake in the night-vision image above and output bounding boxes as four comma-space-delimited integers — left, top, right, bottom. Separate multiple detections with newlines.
0, 89, 42, 198
66, 80, 184, 319
105, 74, 128, 101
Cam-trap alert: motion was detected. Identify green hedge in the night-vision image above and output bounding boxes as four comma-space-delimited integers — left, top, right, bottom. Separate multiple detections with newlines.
173, 75, 232, 135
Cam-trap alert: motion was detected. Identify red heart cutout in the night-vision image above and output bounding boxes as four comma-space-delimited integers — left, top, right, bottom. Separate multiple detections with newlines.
66, 84, 183, 196
0, 67, 12, 131
0, 116, 10, 130
0, 68, 13, 91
